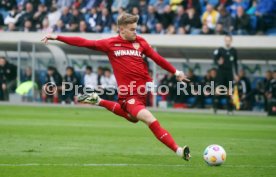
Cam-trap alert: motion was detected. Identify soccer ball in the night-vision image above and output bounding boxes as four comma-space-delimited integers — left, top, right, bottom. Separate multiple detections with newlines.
203, 144, 226, 166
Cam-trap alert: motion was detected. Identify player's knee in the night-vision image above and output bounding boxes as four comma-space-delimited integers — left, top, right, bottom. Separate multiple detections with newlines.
136, 109, 156, 125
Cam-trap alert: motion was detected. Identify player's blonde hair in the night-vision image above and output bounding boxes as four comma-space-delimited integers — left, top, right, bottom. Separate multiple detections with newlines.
117, 13, 139, 27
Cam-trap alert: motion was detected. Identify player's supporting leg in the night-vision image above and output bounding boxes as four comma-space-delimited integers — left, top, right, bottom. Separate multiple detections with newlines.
99, 100, 138, 123
136, 109, 190, 160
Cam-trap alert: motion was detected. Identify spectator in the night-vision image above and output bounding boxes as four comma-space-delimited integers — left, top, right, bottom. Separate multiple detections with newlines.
267, 70, 276, 100
68, 8, 84, 32
97, 7, 113, 33
41, 66, 62, 103
53, 19, 66, 33
21, 66, 32, 82
4, 6, 21, 26
215, 23, 227, 34
186, 68, 201, 107
173, 6, 186, 32
131, 6, 142, 26
250, 70, 272, 111
264, 70, 273, 97
159, 5, 174, 29
138, 24, 148, 33
48, 6, 61, 28
194, 68, 217, 108
84, 66, 97, 92
233, 6, 250, 35
87, 7, 100, 32
200, 23, 213, 34
0, 56, 17, 101
145, 5, 158, 33
40, 17, 53, 33
246, 0, 257, 16
61, 66, 79, 104
100, 68, 117, 101
110, 23, 118, 34
19, 19, 35, 32
217, 5, 234, 34
184, 7, 202, 34
79, 20, 90, 33
33, 4, 47, 30
0, 68, 4, 100
96, 66, 104, 86
201, 4, 220, 30
5, 22, 16, 31
227, 0, 250, 17
166, 24, 176, 34
139, 0, 148, 24
19, 66, 40, 102
17, 2, 34, 28
60, 6, 73, 29
236, 69, 252, 110
159, 72, 177, 104
154, 22, 165, 34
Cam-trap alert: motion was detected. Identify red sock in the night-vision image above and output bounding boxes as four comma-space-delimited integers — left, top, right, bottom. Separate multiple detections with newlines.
53, 96, 58, 103
149, 120, 178, 152
42, 94, 46, 102
99, 100, 138, 123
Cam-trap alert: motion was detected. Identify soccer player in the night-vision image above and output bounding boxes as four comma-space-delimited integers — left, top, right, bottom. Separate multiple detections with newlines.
41, 13, 191, 161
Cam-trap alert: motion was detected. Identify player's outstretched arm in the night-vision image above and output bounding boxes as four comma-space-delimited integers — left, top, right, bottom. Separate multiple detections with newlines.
141, 38, 190, 83
41, 34, 109, 52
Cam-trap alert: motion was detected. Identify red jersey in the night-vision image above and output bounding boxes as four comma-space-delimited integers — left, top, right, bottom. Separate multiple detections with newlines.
57, 35, 176, 99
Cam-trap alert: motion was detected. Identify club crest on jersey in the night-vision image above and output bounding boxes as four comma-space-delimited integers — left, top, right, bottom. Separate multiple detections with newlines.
132, 42, 140, 50
127, 98, 135, 105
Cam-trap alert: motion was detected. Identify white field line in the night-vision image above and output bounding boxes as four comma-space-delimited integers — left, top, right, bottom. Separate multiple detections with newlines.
0, 163, 275, 168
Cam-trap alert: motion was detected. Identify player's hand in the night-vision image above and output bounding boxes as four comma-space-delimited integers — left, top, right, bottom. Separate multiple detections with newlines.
41, 34, 58, 44
2, 83, 6, 90
175, 70, 190, 84
218, 57, 224, 65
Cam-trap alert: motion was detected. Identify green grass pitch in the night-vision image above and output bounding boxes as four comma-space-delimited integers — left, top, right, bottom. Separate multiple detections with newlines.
0, 105, 276, 177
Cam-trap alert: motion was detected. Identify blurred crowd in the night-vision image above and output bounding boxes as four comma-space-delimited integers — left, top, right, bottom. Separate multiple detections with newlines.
0, 56, 276, 111
0, 56, 118, 104
0, 0, 276, 35
159, 68, 276, 111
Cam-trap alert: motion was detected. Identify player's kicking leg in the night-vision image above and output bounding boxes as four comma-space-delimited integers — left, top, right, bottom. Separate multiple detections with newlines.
78, 93, 138, 123
78, 93, 190, 161
135, 109, 191, 161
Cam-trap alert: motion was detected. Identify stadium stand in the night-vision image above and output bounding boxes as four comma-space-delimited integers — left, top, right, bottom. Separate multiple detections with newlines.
0, 0, 276, 35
